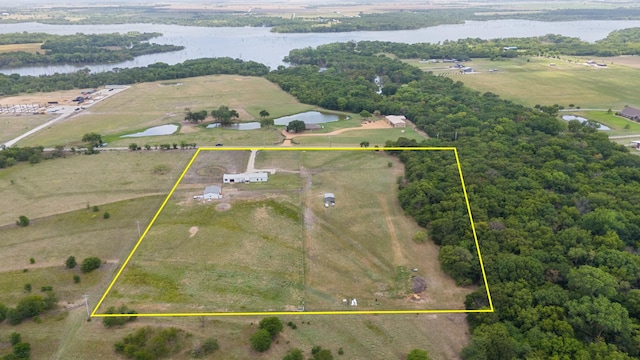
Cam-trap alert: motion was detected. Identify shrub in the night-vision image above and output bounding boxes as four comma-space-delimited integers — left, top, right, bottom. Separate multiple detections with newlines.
283, 348, 304, 360
192, 338, 219, 358
10, 332, 21, 345
103, 211, 110, 219
65, 256, 77, 269
259, 317, 283, 337
92, 205, 99, 212
29, 258, 35, 264
407, 349, 431, 360
103, 305, 138, 328
0, 302, 7, 322
412, 231, 428, 244
41, 285, 53, 292
23, 284, 31, 293
73, 275, 80, 283
16, 216, 29, 227
250, 329, 272, 352
80, 257, 101, 273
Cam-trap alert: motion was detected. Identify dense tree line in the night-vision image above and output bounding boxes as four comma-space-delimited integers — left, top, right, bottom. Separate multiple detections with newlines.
0, 57, 269, 95
267, 42, 640, 359
0, 32, 183, 68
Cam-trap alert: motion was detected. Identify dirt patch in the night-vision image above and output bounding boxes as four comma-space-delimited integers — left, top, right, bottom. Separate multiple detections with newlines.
216, 203, 231, 212
189, 226, 198, 238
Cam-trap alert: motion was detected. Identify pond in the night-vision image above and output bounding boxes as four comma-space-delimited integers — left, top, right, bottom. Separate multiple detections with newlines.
120, 124, 179, 137
561, 115, 611, 131
273, 111, 345, 126
206, 122, 261, 130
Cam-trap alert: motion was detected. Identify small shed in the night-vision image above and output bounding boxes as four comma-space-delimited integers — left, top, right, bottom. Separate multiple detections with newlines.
223, 172, 268, 183
204, 185, 222, 200
385, 115, 407, 128
324, 193, 335, 207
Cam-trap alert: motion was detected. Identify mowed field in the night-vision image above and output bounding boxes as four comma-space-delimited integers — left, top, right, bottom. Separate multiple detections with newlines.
99, 150, 474, 315
406, 56, 640, 110
17, 75, 316, 148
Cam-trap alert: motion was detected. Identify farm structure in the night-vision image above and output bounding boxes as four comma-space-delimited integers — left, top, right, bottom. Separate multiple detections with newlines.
204, 185, 222, 200
619, 106, 640, 121
223, 172, 268, 183
385, 115, 407, 128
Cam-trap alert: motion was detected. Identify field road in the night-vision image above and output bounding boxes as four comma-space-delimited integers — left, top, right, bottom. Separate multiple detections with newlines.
1, 86, 129, 149
609, 134, 640, 139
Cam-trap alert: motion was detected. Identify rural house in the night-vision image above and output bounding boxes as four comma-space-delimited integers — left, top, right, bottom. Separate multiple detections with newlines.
204, 185, 222, 200
223, 172, 268, 183
619, 106, 640, 121
385, 115, 407, 128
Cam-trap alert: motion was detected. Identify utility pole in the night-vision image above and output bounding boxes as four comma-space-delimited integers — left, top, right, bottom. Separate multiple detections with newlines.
82, 294, 90, 317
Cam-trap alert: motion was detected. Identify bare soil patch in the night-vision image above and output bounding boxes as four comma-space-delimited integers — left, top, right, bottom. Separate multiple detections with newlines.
189, 226, 198, 237
215, 203, 231, 212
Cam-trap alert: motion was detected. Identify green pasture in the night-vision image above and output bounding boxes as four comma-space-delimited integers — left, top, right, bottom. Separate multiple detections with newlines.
0, 150, 191, 225
0, 114, 55, 144
406, 56, 640, 110
292, 127, 426, 147
18, 74, 315, 147
101, 195, 305, 313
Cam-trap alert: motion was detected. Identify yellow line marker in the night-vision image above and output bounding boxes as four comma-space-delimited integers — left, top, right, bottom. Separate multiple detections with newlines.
92, 147, 492, 316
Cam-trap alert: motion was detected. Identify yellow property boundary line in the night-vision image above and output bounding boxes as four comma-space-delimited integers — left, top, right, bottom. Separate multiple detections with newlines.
91, 147, 494, 317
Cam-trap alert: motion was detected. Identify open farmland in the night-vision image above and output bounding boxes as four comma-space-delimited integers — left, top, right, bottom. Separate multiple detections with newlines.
17, 75, 316, 148
98, 149, 475, 315
406, 56, 640, 110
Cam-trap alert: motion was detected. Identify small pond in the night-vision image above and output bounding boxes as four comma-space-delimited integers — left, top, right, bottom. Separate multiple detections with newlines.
121, 124, 179, 138
206, 122, 261, 130
273, 111, 345, 126
561, 115, 611, 131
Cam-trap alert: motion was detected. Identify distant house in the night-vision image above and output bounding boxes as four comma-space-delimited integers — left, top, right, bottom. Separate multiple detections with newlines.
223, 172, 268, 183
503, 46, 518, 51
632, 141, 640, 150
204, 185, 222, 200
385, 115, 407, 128
619, 106, 640, 121
324, 193, 335, 207
461, 67, 475, 73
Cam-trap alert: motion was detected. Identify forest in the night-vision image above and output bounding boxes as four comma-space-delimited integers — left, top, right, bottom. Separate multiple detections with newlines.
4, 6, 640, 33
265, 42, 640, 359
0, 32, 183, 68
0, 57, 269, 95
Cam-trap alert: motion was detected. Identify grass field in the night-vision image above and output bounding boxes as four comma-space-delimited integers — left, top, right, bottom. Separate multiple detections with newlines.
17, 75, 316, 148
0, 113, 55, 144
406, 56, 640, 110
98, 150, 474, 315
0, 150, 192, 226
293, 127, 425, 147
0, 43, 42, 54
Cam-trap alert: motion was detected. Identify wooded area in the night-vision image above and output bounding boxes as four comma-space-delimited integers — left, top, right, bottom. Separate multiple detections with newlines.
267, 41, 640, 359
0, 32, 183, 68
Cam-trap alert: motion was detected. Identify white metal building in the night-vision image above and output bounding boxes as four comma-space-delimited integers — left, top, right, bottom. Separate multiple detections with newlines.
223, 172, 268, 183
385, 115, 407, 128
204, 185, 222, 200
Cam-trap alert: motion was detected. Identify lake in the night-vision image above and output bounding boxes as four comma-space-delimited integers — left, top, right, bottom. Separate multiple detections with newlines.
273, 111, 343, 126
3, 19, 640, 76
121, 124, 179, 137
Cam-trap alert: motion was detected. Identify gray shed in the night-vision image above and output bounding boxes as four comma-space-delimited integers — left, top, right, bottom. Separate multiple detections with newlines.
324, 193, 335, 207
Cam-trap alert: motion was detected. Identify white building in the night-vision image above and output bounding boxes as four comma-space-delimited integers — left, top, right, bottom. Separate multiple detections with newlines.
204, 185, 222, 200
223, 172, 268, 184
385, 115, 407, 128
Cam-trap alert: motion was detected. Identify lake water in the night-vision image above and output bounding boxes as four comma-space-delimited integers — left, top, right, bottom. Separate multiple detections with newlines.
3, 19, 640, 76
206, 122, 261, 130
273, 111, 342, 126
561, 115, 611, 131
121, 124, 179, 137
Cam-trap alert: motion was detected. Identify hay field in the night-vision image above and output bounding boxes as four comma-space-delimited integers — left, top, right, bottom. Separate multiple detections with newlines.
407, 56, 640, 110
18, 75, 315, 147
99, 150, 473, 314
0, 114, 55, 144
0, 150, 192, 225
0, 43, 42, 54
